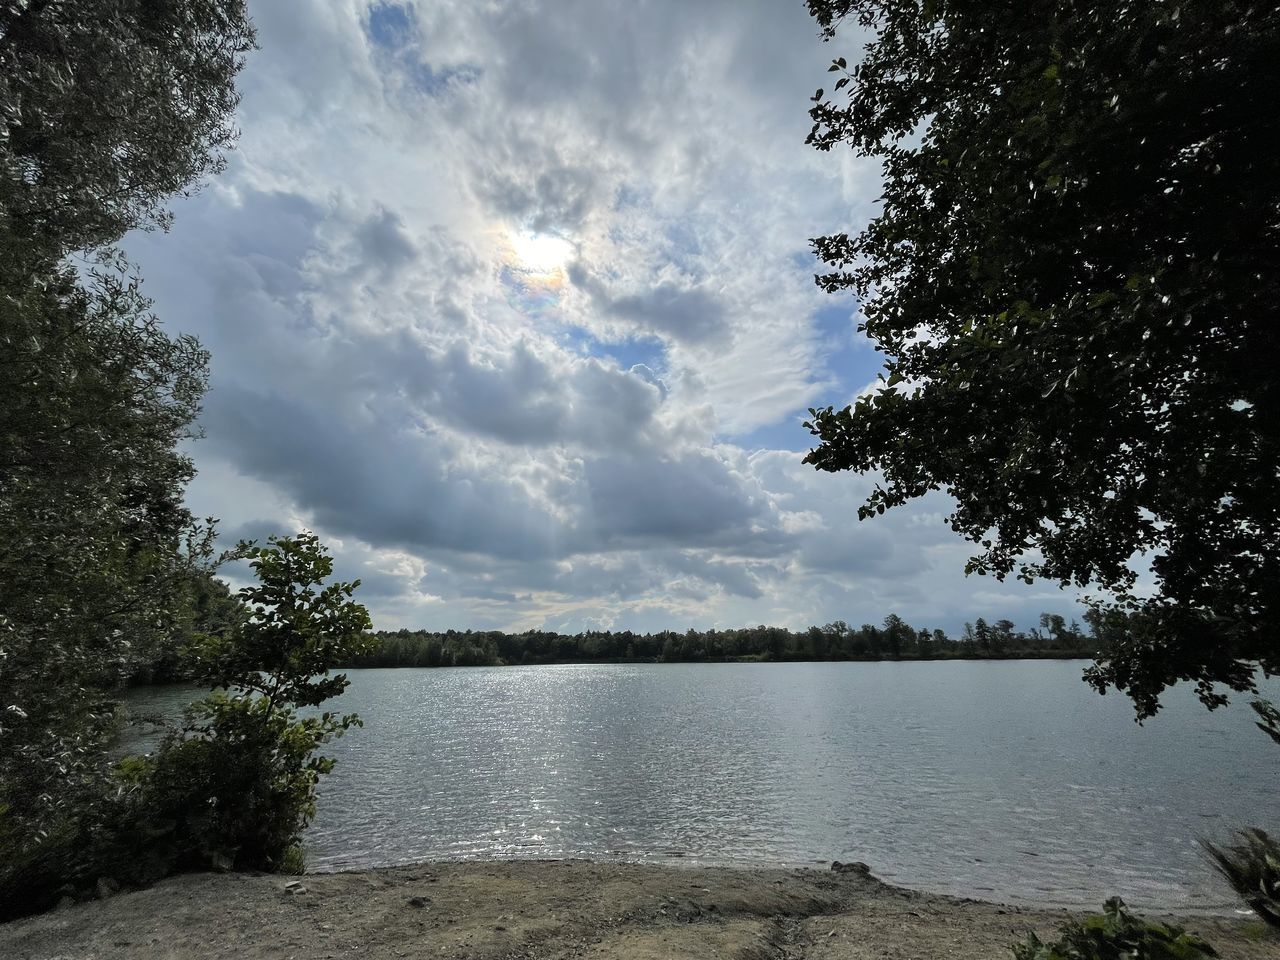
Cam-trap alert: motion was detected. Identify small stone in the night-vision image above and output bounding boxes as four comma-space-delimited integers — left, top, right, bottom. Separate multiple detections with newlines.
673, 899, 702, 922
285, 880, 304, 889
287, 885, 308, 895
408, 896, 430, 908
831, 861, 871, 875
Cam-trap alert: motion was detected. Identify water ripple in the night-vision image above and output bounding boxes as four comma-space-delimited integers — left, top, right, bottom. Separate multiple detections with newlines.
125, 661, 1275, 910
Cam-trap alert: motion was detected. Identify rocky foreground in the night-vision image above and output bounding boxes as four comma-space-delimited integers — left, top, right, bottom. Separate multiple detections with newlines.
2, 860, 1275, 960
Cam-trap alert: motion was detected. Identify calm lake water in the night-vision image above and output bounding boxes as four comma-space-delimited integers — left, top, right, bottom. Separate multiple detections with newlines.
124, 661, 1278, 910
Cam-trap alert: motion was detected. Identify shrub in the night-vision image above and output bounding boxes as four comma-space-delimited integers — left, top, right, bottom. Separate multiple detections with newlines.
123, 533, 375, 875
1198, 700, 1280, 929
279, 844, 307, 876
1011, 897, 1218, 959
1203, 827, 1280, 930
2, 533, 376, 912
1249, 698, 1280, 748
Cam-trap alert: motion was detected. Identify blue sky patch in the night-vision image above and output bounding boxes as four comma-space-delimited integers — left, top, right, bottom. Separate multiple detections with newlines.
366, 2, 481, 96
367, 2, 414, 50
811, 302, 878, 402
728, 415, 815, 453
407, 61, 481, 95
562, 328, 667, 374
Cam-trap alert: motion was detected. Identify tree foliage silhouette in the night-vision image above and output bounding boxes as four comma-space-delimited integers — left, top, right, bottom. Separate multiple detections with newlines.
803, 0, 1279, 717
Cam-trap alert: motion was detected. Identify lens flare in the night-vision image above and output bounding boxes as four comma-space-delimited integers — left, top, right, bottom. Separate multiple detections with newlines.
500, 230, 574, 320
508, 231, 574, 273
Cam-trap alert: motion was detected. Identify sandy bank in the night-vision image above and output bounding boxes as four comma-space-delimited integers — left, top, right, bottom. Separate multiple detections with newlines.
3, 860, 1274, 960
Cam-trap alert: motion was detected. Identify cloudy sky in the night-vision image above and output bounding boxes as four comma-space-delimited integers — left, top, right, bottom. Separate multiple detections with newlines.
127, 0, 1083, 635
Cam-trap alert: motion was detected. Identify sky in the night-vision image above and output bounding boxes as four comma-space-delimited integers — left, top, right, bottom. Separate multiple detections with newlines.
125, 0, 1086, 636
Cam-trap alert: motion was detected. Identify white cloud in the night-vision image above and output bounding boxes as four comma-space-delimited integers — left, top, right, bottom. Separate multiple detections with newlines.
123, 0, 1086, 636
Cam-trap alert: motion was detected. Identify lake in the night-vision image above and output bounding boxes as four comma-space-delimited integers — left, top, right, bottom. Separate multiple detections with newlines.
123, 660, 1278, 910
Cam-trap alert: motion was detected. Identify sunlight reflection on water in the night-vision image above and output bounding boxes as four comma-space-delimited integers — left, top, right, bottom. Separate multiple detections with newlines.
124, 660, 1278, 910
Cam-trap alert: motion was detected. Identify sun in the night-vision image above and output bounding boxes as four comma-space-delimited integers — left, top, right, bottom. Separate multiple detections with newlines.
507, 230, 574, 274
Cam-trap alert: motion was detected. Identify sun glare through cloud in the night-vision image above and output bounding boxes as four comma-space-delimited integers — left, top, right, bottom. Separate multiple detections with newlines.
506, 230, 574, 276
499, 229, 574, 321
115, 0, 1097, 640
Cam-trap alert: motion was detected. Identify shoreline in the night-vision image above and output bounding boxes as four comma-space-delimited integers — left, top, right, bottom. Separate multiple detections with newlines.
334, 654, 1103, 670
4, 859, 1273, 959
298, 854, 1245, 918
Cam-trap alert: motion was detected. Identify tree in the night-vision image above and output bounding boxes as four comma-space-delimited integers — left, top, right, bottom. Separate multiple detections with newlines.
882, 613, 910, 658
0, 256, 211, 890
973, 617, 992, 655
991, 620, 1016, 656
1, 535, 374, 916
0, 0, 256, 261
141, 534, 375, 874
0, 0, 255, 908
802, 0, 1279, 718
132, 566, 248, 684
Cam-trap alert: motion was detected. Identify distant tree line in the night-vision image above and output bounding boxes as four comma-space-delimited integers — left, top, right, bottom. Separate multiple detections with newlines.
343, 612, 1100, 669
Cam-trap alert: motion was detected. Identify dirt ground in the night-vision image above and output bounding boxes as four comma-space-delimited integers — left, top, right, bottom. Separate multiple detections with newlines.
2, 860, 1275, 960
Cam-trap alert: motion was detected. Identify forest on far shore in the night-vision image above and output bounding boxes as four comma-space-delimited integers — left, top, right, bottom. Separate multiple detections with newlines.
129, 573, 1107, 683
333, 612, 1103, 670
